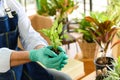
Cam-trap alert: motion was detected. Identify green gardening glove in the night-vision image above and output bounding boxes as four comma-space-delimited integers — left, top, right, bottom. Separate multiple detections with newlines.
47, 46, 68, 60
29, 47, 65, 70
58, 46, 68, 69
47, 46, 68, 69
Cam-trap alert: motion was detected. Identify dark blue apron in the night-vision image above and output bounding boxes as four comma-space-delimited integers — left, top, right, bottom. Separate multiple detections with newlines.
0, 11, 54, 80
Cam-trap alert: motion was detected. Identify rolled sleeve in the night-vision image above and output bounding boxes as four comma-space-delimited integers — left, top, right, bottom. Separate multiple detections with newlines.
0, 48, 13, 73
17, 10, 48, 50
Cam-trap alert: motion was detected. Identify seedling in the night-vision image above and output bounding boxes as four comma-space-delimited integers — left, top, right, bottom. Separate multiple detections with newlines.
40, 19, 65, 54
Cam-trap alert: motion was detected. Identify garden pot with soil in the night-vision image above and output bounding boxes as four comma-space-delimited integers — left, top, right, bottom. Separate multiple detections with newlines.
94, 56, 114, 80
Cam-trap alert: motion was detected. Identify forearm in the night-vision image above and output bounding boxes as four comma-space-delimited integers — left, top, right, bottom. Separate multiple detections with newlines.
10, 51, 31, 67
10, 44, 45, 67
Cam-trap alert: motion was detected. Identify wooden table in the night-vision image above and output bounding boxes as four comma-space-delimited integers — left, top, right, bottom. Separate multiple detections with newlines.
38, 58, 85, 80
81, 71, 96, 80
78, 59, 96, 80
61, 59, 85, 80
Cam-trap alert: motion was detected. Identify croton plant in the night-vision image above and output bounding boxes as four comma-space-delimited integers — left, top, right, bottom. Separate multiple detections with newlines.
85, 13, 120, 57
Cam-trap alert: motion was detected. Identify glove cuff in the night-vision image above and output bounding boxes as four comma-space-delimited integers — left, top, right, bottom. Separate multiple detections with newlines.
29, 50, 38, 62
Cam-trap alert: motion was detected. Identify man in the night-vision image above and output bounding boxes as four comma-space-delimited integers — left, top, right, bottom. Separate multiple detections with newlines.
0, 0, 72, 80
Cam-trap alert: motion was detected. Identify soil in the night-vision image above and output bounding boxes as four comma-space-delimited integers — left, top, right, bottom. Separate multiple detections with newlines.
96, 57, 114, 65
51, 48, 60, 55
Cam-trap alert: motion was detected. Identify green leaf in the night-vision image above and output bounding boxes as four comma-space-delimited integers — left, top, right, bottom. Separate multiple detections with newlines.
57, 23, 63, 34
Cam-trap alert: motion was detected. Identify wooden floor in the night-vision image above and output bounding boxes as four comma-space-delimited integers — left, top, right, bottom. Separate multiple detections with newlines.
78, 58, 95, 80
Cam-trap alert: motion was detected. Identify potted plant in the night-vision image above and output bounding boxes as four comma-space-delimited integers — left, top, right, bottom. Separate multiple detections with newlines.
103, 56, 120, 80
39, 19, 65, 54
74, 13, 97, 59
85, 12, 120, 80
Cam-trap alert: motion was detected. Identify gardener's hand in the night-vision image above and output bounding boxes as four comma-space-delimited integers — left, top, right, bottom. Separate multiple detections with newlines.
29, 47, 67, 70
47, 46, 68, 69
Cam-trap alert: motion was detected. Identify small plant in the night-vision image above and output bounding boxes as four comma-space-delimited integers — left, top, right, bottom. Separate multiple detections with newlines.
40, 19, 64, 54
104, 57, 120, 80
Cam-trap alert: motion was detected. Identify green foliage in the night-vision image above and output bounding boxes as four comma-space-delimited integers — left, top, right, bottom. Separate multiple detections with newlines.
37, 0, 75, 15
74, 14, 93, 43
106, 0, 120, 26
85, 12, 119, 54
75, 12, 109, 43
105, 0, 120, 39
37, 0, 78, 21
104, 57, 120, 80
40, 19, 64, 51
90, 12, 109, 23
37, 0, 56, 16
